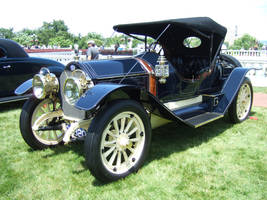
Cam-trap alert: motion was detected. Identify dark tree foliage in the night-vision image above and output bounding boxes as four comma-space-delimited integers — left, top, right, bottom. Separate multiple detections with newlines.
37, 20, 73, 46
0, 28, 15, 39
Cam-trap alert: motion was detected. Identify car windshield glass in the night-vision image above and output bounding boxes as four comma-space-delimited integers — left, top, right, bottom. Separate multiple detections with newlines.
109, 32, 159, 54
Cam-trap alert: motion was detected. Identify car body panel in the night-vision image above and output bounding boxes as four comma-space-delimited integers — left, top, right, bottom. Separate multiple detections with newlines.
0, 39, 64, 103
79, 58, 146, 79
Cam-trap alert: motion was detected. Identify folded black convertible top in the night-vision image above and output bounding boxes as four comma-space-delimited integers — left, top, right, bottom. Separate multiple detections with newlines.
113, 17, 226, 39
114, 17, 227, 59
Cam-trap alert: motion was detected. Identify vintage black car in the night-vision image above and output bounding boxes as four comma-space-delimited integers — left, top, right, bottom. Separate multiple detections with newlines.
0, 39, 64, 103
16, 17, 253, 182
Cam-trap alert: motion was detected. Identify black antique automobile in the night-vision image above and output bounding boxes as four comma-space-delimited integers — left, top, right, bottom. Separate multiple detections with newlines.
16, 17, 253, 182
0, 39, 64, 103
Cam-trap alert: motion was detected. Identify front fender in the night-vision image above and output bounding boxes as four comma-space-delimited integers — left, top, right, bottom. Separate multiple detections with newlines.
15, 79, 32, 95
74, 83, 184, 123
75, 83, 136, 112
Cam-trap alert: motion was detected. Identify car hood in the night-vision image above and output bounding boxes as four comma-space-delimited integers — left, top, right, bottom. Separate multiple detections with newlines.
65, 58, 148, 80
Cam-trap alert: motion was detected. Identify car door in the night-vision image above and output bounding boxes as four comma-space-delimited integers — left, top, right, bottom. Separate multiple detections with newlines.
0, 60, 12, 97
0, 47, 12, 98
0, 58, 40, 98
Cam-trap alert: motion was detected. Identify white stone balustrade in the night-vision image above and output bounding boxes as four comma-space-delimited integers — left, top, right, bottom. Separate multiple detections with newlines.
222, 49, 267, 58
29, 51, 131, 65
29, 51, 79, 65
222, 50, 267, 87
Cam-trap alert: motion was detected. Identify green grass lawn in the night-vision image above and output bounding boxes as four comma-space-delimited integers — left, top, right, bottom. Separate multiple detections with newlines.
0, 102, 266, 200
253, 86, 267, 94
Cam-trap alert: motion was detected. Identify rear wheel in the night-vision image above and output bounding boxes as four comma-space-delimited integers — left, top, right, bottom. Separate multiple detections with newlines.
84, 100, 151, 182
228, 78, 253, 123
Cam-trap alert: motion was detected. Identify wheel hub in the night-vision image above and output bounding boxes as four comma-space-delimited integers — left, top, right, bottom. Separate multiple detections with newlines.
117, 133, 129, 149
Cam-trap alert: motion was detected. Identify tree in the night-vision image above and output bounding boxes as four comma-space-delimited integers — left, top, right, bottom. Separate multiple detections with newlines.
13, 29, 39, 47
0, 28, 15, 39
132, 39, 142, 48
86, 32, 104, 47
1, 19, 155, 50
13, 32, 33, 47
230, 34, 263, 50
49, 36, 72, 48
38, 20, 71, 46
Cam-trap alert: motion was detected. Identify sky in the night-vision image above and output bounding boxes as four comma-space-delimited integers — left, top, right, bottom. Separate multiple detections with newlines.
1, 0, 267, 41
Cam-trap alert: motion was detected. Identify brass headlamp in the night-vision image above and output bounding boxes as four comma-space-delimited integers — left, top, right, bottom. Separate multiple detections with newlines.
63, 68, 94, 105
32, 68, 59, 99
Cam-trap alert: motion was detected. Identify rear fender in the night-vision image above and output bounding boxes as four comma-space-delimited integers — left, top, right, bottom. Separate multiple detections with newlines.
214, 67, 253, 114
15, 79, 32, 95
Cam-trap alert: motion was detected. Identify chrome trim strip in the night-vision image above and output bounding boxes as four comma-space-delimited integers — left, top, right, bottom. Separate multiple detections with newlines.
0, 94, 32, 104
95, 73, 147, 80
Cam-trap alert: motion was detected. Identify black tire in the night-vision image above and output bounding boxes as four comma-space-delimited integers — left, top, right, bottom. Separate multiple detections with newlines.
20, 97, 63, 150
228, 77, 253, 123
84, 100, 151, 182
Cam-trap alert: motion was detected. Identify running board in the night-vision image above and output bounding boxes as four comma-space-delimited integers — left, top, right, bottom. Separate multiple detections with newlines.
184, 112, 223, 128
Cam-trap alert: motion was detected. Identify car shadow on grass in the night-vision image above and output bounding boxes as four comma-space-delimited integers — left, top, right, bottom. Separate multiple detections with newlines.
33, 115, 234, 186
146, 117, 233, 163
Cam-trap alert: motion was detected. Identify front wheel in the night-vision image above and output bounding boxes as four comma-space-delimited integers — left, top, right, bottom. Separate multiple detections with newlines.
84, 100, 151, 182
228, 77, 253, 123
20, 97, 64, 150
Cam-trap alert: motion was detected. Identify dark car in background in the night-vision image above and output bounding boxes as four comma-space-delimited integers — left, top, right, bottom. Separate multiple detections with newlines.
16, 17, 253, 182
0, 39, 64, 104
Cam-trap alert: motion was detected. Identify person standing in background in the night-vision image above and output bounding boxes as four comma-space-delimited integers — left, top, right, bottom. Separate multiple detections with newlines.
86, 40, 99, 60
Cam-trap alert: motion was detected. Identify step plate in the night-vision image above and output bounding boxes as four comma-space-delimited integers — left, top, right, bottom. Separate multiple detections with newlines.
185, 112, 223, 128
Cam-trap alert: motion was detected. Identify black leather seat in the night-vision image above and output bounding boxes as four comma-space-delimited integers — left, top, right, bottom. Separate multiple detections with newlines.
171, 56, 210, 79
